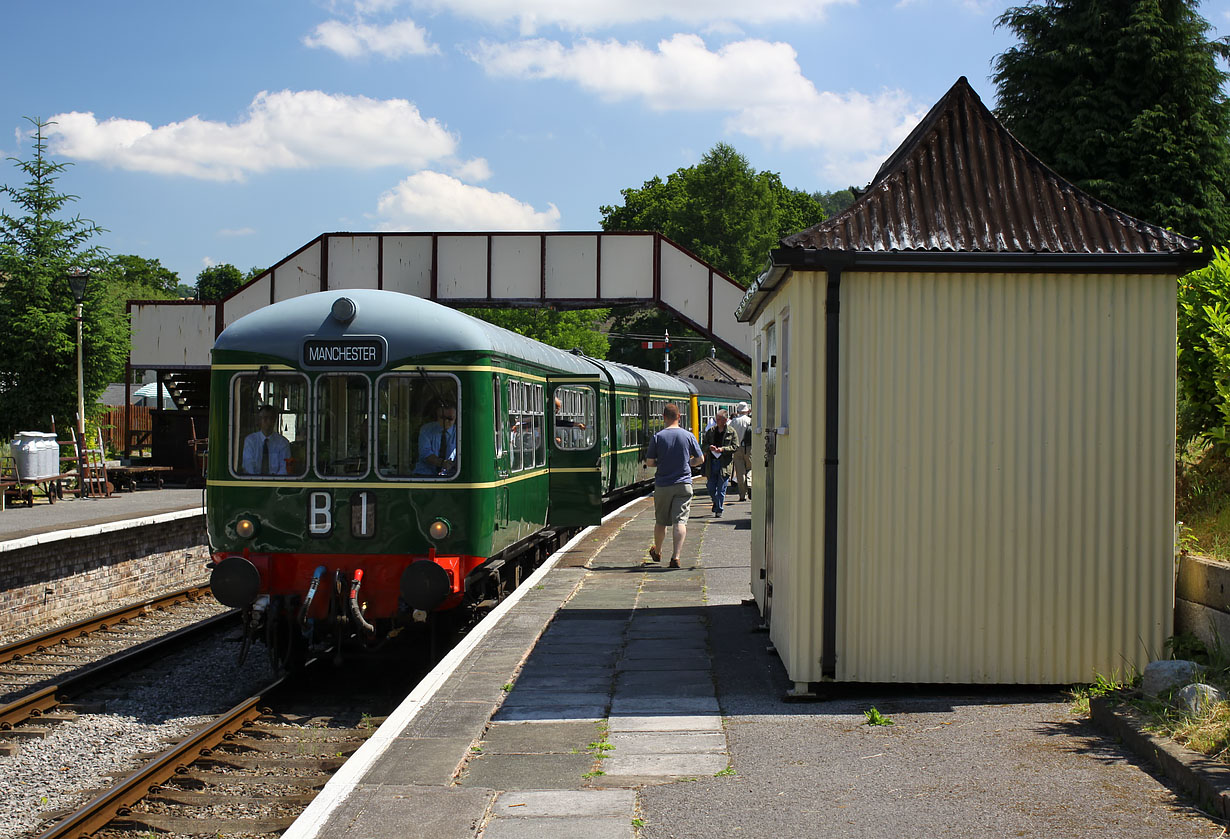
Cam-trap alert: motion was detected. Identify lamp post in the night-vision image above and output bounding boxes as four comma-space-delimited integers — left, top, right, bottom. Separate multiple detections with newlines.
67, 270, 89, 440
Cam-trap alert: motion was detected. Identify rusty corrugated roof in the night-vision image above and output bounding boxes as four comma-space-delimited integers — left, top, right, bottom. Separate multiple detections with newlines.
782, 77, 1200, 255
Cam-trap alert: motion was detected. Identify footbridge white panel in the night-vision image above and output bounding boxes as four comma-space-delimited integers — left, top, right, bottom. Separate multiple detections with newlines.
129, 232, 753, 368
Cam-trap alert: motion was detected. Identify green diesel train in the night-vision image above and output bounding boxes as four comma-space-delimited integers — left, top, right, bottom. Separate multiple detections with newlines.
206, 289, 745, 667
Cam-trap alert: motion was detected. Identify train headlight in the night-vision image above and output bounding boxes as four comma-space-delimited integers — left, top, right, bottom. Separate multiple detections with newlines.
428, 518, 451, 540
236, 518, 258, 539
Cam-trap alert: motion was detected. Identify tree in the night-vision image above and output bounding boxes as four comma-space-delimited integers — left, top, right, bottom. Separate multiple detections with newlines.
599, 142, 824, 371
600, 142, 826, 287
105, 254, 181, 296
195, 263, 246, 301
813, 188, 857, 218
0, 118, 128, 436
993, 0, 1230, 245
465, 308, 610, 358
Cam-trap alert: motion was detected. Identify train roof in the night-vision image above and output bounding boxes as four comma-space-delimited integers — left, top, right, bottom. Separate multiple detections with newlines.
214, 289, 597, 376
578, 357, 692, 394
683, 377, 751, 400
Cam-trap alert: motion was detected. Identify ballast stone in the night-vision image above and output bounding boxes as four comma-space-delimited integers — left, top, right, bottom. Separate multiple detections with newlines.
1141, 660, 1203, 697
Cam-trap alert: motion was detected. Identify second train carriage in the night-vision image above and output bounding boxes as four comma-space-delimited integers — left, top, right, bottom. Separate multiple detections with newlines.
206, 289, 726, 667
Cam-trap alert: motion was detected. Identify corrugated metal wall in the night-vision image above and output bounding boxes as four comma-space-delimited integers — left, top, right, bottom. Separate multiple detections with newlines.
837, 270, 1176, 683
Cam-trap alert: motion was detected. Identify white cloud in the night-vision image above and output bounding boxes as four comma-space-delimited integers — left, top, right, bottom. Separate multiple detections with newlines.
473, 34, 925, 183
451, 157, 493, 182
304, 18, 437, 58
415, 0, 851, 33
44, 90, 458, 181
218, 227, 257, 237
375, 171, 561, 230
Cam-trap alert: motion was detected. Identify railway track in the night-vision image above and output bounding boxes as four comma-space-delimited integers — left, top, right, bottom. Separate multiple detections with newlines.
7, 520, 603, 838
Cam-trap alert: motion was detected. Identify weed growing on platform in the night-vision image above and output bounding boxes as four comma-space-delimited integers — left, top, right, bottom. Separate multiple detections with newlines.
1069, 670, 1131, 716
863, 707, 893, 726
715, 765, 736, 776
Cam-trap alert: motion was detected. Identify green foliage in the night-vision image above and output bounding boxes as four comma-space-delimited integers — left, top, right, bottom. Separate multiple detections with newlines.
993, 0, 1230, 245
863, 707, 894, 726
0, 118, 127, 437
812, 188, 857, 218
1177, 249, 1230, 446
465, 307, 610, 358
600, 142, 826, 287
104, 253, 181, 296
196, 263, 262, 301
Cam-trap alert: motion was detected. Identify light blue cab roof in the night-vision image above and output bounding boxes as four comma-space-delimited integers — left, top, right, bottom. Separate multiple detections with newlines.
213, 289, 597, 376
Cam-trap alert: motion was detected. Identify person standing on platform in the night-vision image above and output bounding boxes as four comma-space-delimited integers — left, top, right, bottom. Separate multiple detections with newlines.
242, 405, 291, 475
646, 402, 703, 568
729, 402, 753, 501
701, 409, 739, 517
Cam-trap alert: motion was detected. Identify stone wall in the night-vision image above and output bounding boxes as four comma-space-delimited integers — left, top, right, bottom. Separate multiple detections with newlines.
0, 514, 209, 636
1176, 553, 1230, 651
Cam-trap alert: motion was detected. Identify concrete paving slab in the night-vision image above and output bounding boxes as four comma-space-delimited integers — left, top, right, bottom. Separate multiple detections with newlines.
508, 673, 613, 693
608, 732, 727, 754
362, 736, 471, 785
400, 700, 494, 739
601, 753, 730, 777
458, 753, 596, 789
482, 721, 602, 754
518, 652, 617, 667
615, 656, 712, 671
621, 641, 708, 658
493, 704, 608, 723
608, 715, 723, 733
498, 691, 611, 709
491, 788, 636, 816
615, 670, 711, 688
330, 784, 493, 839
481, 816, 632, 839
610, 696, 720, 716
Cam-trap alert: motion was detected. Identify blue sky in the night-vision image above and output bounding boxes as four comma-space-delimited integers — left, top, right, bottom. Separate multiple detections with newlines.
5, 0, 1230, 286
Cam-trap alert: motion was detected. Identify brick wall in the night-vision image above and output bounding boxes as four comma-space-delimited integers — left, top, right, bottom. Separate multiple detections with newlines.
0, 515, 209, 636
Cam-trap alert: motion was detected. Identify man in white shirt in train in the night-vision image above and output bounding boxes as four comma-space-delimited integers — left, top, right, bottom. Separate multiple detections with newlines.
242, 405, 291, 476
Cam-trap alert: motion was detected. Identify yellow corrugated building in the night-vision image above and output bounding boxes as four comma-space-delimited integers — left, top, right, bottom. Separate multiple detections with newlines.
736, 78, 1208, 689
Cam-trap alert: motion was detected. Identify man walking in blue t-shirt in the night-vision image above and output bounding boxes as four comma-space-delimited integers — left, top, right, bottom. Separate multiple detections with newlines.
645, 402, 704, 568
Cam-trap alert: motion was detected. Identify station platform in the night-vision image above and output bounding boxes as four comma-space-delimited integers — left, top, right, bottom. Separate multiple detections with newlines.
284, 493, 1216, 839
0, 488, 203, 548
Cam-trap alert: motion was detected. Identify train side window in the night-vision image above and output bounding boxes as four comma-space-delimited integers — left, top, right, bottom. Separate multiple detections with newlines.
493, 375, 504, 458
315, 374, 370, 479
532, 383, 546, 467
231, 373, 309, 479
375, 373, 460, 480
508, 380, 523, 473
553, 385, 595, 450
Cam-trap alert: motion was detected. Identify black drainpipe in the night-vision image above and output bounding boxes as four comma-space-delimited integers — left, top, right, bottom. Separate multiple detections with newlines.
821, 263, 843, 680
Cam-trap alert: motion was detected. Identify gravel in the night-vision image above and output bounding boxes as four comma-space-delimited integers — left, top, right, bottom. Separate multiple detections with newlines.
0, 617, 276, 839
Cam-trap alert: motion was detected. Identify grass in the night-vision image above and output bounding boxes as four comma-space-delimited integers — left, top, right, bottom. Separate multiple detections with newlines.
1177, 444, 1230, 561
863, 707, 894, 726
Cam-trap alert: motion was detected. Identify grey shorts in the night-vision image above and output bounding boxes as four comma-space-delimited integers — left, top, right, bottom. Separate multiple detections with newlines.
654, 481, 693, 526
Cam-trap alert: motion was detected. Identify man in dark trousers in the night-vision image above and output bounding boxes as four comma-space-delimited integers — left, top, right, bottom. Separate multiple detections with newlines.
702, 409, 740, 517
646, 402, 704, 568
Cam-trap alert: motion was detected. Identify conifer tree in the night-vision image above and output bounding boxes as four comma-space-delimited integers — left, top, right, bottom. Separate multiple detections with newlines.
0, 118, 127, 436
993, 0, 1230, 245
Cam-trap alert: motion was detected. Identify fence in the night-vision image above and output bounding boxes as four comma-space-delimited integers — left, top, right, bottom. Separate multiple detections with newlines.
100, 406, 151, 455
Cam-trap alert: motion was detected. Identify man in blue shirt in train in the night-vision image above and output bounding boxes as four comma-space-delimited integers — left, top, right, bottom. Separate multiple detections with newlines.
415, 403, 458, 476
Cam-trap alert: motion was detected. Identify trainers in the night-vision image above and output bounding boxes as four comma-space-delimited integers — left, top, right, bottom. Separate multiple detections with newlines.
715, 509, 723, 518
668, 558, 680, 568
648, 545, 661, 563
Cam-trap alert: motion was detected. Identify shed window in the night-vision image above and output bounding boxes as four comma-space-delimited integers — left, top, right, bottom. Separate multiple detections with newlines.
753, 337, 763, 432
780, 312, 790, 431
